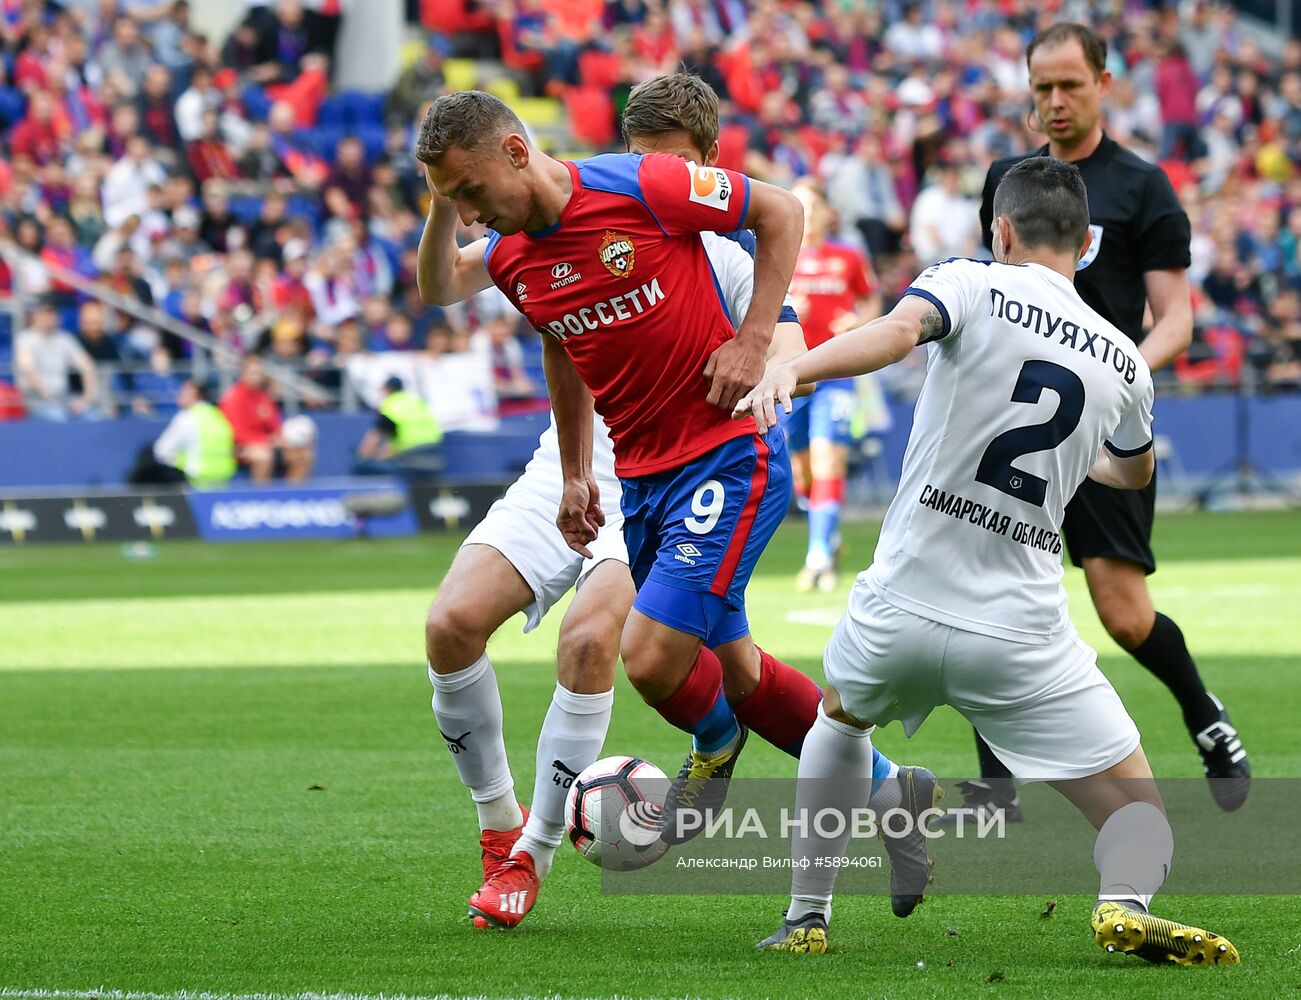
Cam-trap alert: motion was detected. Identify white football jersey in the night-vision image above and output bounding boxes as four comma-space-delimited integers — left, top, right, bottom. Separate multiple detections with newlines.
517, 230, 778, 510
866, 258, 1154, 644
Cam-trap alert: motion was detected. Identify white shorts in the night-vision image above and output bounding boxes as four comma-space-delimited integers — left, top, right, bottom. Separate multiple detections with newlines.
462, 484, 628, 633
825, 583, 1141, 781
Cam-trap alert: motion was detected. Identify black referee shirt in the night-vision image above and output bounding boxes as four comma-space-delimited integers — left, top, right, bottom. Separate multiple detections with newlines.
979, 135, 1192, 346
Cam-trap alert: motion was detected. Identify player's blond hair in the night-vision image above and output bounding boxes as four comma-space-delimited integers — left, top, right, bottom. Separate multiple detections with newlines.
622, 72, 720, 159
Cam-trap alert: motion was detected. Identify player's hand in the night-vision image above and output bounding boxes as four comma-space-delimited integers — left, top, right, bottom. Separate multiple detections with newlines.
732, 363, 798, 431
704, 336, 766, 412
557, 476, 605, 558
422, 164, 455, 213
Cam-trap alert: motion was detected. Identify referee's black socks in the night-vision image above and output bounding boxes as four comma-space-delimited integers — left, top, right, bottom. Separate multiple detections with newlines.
1129, 612, 1220, 734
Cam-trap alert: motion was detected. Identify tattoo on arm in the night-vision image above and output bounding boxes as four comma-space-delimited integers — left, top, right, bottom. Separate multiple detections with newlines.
920, 305, 944, 342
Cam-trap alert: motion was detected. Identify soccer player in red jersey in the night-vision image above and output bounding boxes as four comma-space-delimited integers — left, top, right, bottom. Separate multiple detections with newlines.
416, 79, 936, 931
416, 89, 804, 865
783, 180, 881, 592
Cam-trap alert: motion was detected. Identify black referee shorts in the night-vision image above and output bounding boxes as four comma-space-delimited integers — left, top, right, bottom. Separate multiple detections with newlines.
1061, 465, 1157, 575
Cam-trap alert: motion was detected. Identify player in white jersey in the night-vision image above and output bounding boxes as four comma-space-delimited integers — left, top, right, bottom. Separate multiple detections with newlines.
738, 158, 1238, 965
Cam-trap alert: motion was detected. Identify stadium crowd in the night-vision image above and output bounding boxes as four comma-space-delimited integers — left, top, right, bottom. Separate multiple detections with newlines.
0, 0, 1299, 428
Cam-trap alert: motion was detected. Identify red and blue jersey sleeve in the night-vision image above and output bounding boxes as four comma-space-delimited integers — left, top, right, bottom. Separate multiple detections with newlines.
636, 151, 750, 238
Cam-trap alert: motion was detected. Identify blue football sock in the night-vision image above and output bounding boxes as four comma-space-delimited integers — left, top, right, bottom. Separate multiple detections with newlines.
694, 686, 740, 754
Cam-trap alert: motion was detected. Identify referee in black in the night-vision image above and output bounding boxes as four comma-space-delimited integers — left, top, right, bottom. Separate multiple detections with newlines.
954, 22, 1250, 821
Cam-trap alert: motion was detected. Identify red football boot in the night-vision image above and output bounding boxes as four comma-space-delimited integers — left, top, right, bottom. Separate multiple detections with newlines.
476, 805, 528, 882
468, 850, 540, 929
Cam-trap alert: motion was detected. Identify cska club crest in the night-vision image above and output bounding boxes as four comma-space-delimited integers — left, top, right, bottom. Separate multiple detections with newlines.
598, 231, 636, 278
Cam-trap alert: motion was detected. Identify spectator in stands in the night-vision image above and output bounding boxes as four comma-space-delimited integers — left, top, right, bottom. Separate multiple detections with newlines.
14, 298, 100, 421
353, 374, 443, 478
98, 15, 153, 99
246, 0, 313, 86
187, 108, 241, 183
39, 216, 93, 308
76, 299, 125, 373
175, 64, 218, 143
824, 132, 906, 262
1156, 41, 1204, 162
386, 45, 445, 125
127, 378, 237, 487
10, 89, 65, 166
325, 136, 371, 215
237, 121, 284, 184
472, 314, 535, 403
198, 179, 240, 253
908, 160, 980, 266
69, 174, 109, 248
138, 64, 182, 154
305, 245, 361, 327
219, 351, 314, 481
103, 134, 168, 227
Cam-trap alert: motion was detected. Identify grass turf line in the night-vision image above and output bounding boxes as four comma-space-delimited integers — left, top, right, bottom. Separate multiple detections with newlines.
1, 511, 1298, 999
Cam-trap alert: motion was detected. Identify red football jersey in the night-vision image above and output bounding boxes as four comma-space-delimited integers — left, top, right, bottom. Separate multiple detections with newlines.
788, 242, 876, 350
484, 152, 754, 478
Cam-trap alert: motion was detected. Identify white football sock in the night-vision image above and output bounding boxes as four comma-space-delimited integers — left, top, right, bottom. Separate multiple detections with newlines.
515, 684, 614, 880
429, 654, 521, 832
868, 758, 902, 813
1094, 800, 1172, 912
787, 704, 874, 923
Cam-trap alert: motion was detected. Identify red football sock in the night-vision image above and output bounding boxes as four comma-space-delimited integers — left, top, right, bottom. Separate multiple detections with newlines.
808, 477, 846, 508
733, 647, 822, 757
652, 646, 728, 738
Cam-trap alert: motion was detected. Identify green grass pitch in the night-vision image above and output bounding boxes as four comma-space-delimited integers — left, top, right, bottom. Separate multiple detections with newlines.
1, 510, 1299, 999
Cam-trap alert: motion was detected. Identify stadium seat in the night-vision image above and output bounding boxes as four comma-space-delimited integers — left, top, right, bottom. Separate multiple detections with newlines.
0, 380, 24, 421
286, 195, 323, 229
399, 38, 426, 71
562, 87, 615, 147
228, 195, 263, 225
315, 96, 347, 129
357, 125, 388, 164
0, 87, 25, 126
421, 0, 494, 34
443, 58, 480, 92
514, 96, 563, 128
242, 85, 271, 122
484, 75, 520, 103
578, 50, 622, 90
335, 91, 387, 127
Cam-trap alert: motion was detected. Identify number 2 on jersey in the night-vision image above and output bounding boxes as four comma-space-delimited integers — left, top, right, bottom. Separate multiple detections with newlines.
684, 479, 726, 534
974, 360, 1086, 507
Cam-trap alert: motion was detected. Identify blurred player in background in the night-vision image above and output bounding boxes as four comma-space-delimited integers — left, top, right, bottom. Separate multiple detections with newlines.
783, 179, 881, 592
741, 157, 1238, 966
956, 22, 1250, 825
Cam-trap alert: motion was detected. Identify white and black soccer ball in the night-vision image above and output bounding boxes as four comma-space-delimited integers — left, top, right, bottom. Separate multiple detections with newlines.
564, 755, 671, 872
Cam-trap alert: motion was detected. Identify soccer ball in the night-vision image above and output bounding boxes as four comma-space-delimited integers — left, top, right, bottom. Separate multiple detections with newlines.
564, 755, 671, 872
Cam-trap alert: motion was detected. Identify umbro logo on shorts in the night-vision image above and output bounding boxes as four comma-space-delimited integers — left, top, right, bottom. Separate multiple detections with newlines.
675, 542, 702, 565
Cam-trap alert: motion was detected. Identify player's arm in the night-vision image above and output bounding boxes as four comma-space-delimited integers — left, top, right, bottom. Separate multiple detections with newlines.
1089, 371, 1156, 489
764, 320, 815, 399
1139, 268, 1193, 372
1088, 445, 1154, 490
416, 166, 492, 306
704, 181, 804, 410
543, 335, 603, 558
734, 295, 932, 429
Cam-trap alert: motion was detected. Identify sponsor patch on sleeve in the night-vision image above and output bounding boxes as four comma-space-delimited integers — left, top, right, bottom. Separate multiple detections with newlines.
685, 161, 733, 212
